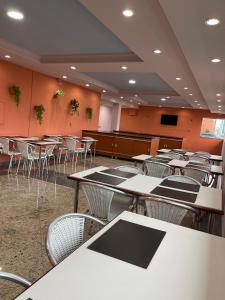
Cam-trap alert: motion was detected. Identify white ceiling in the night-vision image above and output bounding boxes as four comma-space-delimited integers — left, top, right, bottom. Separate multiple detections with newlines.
0, 0, 224, 113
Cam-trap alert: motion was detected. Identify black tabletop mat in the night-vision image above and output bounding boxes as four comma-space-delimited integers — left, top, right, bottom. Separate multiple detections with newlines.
187, 161, 206, 166
88, 219, 166, 269
84, 172, 125, 186
150, 186, 197, 203
160, 179, 200, 192
101, 168, 136, 179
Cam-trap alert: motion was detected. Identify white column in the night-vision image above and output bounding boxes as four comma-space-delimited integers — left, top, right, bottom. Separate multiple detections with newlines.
111, 103, 122, 131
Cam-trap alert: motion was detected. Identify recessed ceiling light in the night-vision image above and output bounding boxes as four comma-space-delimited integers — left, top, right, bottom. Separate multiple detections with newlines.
70, 66, 76, 70
134, 94, 138, 97
176, 77, 182, 80
62, 75, 67, 79
120, 96, 124, 99
153, 49, 162, 54
7, 10, 24, 20
205, 18, 220, 26
112, 100, 116, 103
194, 100, 198, 103
102, 89, 106, 93
211, 58, 221, 63
138, 102, 141, 105
129, 79, 136, 84
217, 99, 222, 102
166, 96, 170, 99
218, 108, 221, 111
189, 93, 193, 96
122, 9, 134, 17
197, 103, 200, 106
121, 65, 128, 70
161, 98, 166, 101
85, 83, 90, 87
216, 93, 221, 97
4, 54, 11, 59
218, 105, 222, 108
184, 87, 188, 90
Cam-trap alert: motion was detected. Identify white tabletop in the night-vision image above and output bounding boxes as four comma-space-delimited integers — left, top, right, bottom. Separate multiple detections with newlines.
16, 211, 225, 300
157, 148, 171, 153
168, 159, 188, 168
132, 154, 152, 161
209, 155, 223, 161
69, 167, 223, 214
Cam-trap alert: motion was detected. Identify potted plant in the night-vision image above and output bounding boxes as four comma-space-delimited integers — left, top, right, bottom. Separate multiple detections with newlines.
86, 107, 93, 119
54, 89, 64, 98
34, 105, 45, 125
9, 85, 21, 107
70, 99, 79, 115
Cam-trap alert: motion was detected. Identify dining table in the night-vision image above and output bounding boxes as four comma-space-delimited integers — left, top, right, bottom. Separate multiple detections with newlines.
15, 211, 225, 300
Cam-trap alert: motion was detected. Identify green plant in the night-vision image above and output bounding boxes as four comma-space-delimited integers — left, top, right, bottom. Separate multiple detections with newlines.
70, 99, 79, 115
9, 85, 21, 106
86, 107, 93, 119
34, 105, 45, 125
54, 89, 64, 97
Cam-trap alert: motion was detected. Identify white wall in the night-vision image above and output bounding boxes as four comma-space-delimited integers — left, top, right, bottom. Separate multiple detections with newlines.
98, 104, 113, 132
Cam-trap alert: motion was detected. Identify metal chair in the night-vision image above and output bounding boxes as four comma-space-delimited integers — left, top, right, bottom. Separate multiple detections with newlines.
0, 271, 31, 288
65, 137, 85, 165
143, 161, 174, 178
46, 213, 105, 265
163, 174, 201, 185
0, 137, 21, 173
141, 196, 199, 227
189, 155, 210, 165
80, 182, 134, 222
181, 167, 211, 186
45, 136, 68, 164
114, 165, 144, 174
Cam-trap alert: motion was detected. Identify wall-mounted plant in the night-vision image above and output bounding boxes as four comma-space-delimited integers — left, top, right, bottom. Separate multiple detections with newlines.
34, 105, 45, 125
9, 85, 21, 107
70, 99, 79, 115
86, 107, 93, 120
54, 89, 64, 98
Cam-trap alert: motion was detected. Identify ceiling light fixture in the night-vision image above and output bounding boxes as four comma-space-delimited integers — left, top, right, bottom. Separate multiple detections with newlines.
122, 9, 134, 17
62, 75, 67, 79
189, 93, 193, 96
166, 96, 170, 99
184, 87, 188, 90
197, 103, 200, 106
205, 18, 220, 26
134, 94, 138, 97
217, 99, 222, 102
70, 66, 76, 70
138, 102, 141, 105
211, 58, 221, 63
121, 65, 127, 70
85, 83, 90, 87
176, 77, 182, 80
120, 96, 124, 99
218, 108, 221, 111
161, 98, 166, 101
7, 10, 24, 20
129, 79, 136, 84
153, 49, 162, 54
102, 89, 106, 93
194, 100, 198, 103
218, 105, 222, 108
216, 93, 221, 97
4, 54, 11, 59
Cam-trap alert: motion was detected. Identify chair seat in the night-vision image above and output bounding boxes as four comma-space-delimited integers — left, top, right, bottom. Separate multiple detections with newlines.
108, 194, 132, 221
74, 148, 85, 153
8, 151, 21, 156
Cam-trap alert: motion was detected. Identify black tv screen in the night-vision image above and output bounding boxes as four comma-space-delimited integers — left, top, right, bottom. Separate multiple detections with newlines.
160, 114, 178, 126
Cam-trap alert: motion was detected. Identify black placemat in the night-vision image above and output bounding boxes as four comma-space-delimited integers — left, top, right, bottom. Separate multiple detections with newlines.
84, 172, 125, 186
88, 219, 166, 269
160, 179, 200, 192
187, 161, 206, 166
101, 168, 136, 178
150, 186, 197, 203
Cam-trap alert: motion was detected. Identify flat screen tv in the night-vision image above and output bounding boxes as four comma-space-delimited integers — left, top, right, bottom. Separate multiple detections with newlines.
160, 114, 178, 126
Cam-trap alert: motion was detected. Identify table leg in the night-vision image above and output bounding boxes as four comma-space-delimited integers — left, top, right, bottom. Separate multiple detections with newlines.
208, 212, 215, 233
74, 181, 80, 212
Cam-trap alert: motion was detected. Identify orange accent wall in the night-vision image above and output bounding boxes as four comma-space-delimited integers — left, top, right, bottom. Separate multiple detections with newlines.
0, 60, 100, 137
120, 106, 225, 155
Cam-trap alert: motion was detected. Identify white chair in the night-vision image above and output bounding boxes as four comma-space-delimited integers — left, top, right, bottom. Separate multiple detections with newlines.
144, 161, 174, 178
0, 271, 31, 288
65, 137, 85, 165
0, 137, 21, 173
80, 182, 134, 222
142, 196, 199, 227
45, 136, 68, 164
114, 165, 144, 174
181, 167, 212, 186
46, 213, 105, 265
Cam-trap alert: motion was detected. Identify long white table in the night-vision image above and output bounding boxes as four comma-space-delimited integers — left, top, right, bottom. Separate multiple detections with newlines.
15, 211, 225, 300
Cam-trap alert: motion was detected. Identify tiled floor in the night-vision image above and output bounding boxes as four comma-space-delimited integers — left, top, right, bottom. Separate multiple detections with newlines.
0, 156, 222, 299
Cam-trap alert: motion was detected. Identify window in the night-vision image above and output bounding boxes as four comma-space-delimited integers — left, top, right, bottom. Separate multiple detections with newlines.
200, 118, 225, 139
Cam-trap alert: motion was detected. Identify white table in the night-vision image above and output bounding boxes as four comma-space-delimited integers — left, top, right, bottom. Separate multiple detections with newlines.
15, 211, 225, 300
157, 148, 171, 153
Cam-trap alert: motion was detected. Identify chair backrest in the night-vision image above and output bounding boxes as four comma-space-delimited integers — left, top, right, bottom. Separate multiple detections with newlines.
0, 272, 31, 288
144, 161, 174, 178
80, 182, 129, 220
45, 145, 56, 156
65, 138, 77, 151
142, 196, 198, 225
181, 167, 210, 185
115, 165, 144, 174
16, 141, 30, 158
163, 174, 201, 185
0, 137, 10, 154
190, 155, 210, 164
46, 213, 105, 265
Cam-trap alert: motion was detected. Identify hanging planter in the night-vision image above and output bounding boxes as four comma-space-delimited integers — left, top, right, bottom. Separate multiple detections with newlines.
34, 105, 45, 125
86, 107, 93, 119
70, 99, 79, 115
54, 89, 64, 98
9, 85, 21, 107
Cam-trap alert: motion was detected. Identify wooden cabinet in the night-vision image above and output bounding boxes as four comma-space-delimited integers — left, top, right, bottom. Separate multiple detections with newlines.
113, 137, 151, 158
82, 133, 113, 156
158, 138, 183, 150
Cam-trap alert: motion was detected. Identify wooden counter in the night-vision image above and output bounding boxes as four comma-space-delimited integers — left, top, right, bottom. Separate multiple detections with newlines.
82, 130, 184, 159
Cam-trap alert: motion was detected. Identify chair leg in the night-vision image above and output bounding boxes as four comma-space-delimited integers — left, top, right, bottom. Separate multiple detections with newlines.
16, 158, 21, 175
8, 155, 13, 173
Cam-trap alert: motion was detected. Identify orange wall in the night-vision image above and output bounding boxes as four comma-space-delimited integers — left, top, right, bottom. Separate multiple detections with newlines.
0, 60, 100, 137
120, 106, 225, 155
